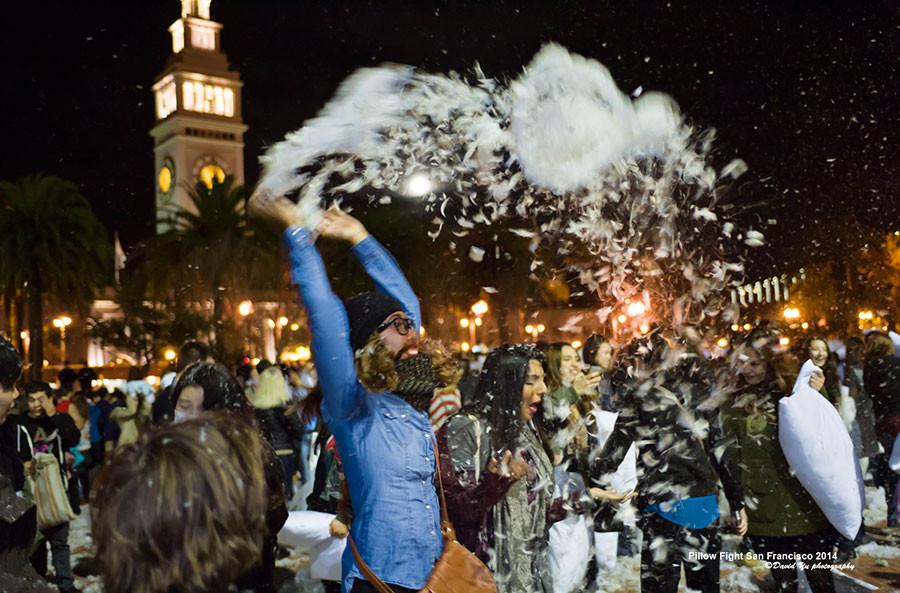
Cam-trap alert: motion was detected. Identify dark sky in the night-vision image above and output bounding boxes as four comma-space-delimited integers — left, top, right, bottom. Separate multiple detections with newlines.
2, 0, 899, 277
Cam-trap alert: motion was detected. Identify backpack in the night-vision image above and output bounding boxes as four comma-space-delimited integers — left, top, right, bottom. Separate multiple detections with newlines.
19, 426, 76, 529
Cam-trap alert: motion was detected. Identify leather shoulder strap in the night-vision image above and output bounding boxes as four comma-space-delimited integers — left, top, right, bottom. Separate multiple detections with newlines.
346, 436, 457, 593
348, 535, 396, 593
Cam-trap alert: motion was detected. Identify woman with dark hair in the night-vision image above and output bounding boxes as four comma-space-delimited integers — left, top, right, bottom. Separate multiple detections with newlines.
439, 344, 578, 593
803, 337, 842, 406
582, 334, 616, 410
863, 331, 900, 527
92, 413, 269, 593
172, 362, 254, 422
844, 337, 880, 462
542, 342, 600, 466
171, 362, 287, 593
724, 330, 835, 593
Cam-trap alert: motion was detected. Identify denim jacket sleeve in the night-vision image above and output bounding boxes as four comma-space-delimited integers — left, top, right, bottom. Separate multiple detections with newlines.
284, 227, 363, 421
351, 235, 422, 330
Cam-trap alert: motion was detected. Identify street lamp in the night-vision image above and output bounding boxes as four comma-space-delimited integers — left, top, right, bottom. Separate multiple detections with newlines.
52, 316, 72, 365
471, 300, 489, 317
164, 348, 177, 362
626, 301, 646, 317
238, 300, 253, 317
783, 307, 800, 320
525, 323, 546, 341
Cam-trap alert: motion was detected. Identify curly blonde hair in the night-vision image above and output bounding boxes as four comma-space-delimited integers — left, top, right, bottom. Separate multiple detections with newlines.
91, 413, 268, 593
355, 333, 461, 392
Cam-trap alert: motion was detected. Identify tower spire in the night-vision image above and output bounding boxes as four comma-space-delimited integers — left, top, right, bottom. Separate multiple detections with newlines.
181, 0, 211, 20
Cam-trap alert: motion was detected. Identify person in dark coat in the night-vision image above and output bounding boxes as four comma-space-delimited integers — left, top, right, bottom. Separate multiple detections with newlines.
0, 337, 56, 592
592, 331, 745, 593
247, 363, 305, 501
18, 382, 81, 593
863, 331, 900, 527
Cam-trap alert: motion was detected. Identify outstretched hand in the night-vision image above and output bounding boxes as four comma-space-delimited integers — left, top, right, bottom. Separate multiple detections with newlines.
487, 450, 529, 480
590, 487, 636, 504
248, 187, 301, 230
317, 208, 369, 245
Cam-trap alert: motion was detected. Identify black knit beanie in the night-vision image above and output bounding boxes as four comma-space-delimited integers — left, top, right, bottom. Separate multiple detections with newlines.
344, 291, 405, 352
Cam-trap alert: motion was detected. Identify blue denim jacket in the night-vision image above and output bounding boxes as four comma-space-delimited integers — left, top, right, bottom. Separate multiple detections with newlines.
284, 228, 443, 592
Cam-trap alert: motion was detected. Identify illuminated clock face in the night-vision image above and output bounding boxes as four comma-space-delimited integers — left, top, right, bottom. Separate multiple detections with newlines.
158, 162, 174, 194
199, 164, 226, 188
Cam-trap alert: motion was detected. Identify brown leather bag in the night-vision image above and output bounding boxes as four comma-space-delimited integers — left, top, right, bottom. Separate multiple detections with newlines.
348, 440, 496, 593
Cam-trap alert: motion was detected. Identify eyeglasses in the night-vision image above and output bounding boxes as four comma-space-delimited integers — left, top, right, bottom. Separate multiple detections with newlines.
377, 316, 415, 336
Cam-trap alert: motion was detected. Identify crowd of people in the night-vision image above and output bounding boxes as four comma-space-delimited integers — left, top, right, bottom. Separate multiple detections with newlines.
1, 200, 899, 593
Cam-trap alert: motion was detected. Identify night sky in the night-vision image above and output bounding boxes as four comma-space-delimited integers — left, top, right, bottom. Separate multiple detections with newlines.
2, 0, 899, 277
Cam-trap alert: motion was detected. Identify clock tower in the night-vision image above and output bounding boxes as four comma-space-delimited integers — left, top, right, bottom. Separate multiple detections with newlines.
151, 0, 247, 232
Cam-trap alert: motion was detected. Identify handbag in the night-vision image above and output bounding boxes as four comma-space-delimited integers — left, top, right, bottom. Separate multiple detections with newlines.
348, 439, 496, 593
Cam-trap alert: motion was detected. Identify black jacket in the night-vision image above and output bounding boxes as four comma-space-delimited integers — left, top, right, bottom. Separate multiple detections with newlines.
17, 412, 80, 466
253, 407, 304, 453
863, 354, 900, 435
592, 354, 743, 513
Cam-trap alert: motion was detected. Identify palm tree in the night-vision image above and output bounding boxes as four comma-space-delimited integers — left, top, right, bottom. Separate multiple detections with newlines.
0, 174, 111, 379
143, 176, 281, 357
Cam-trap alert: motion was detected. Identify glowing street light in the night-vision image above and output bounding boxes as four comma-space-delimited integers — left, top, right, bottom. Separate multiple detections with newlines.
470, 300, 489, 317
716, 337, 729, 349
571, 340, 583, 349
164, 349, 177, 362
52, 316, 72, 364
525, 323, 546, 341
277, 316, 289, 327
459, 318, 470, 328
626, 301, 647, 317
461, 341, 471, 352
403, 173, 433, 197
783, 307, 800, 320
238, 300, 253, 317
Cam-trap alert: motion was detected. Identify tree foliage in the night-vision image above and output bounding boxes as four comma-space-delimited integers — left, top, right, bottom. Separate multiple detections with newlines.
0, 174, 111, 378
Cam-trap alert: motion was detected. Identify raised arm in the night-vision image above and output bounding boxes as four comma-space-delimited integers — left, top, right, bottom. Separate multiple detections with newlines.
316, 209, 421, 328
283, 227, 363, 421
352, 236, 421, 329
250, 192, 363, 422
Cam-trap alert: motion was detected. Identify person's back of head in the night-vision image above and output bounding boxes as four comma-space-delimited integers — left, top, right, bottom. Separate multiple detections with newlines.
58, 367, 77, 391
0, 337, 22, 424
91, 413, 268, 593
0, 337, 22, 392
864, 331, 895, 365
177, 341, 210, 373
248, 365, 289, 410
127, 366, 144, 382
